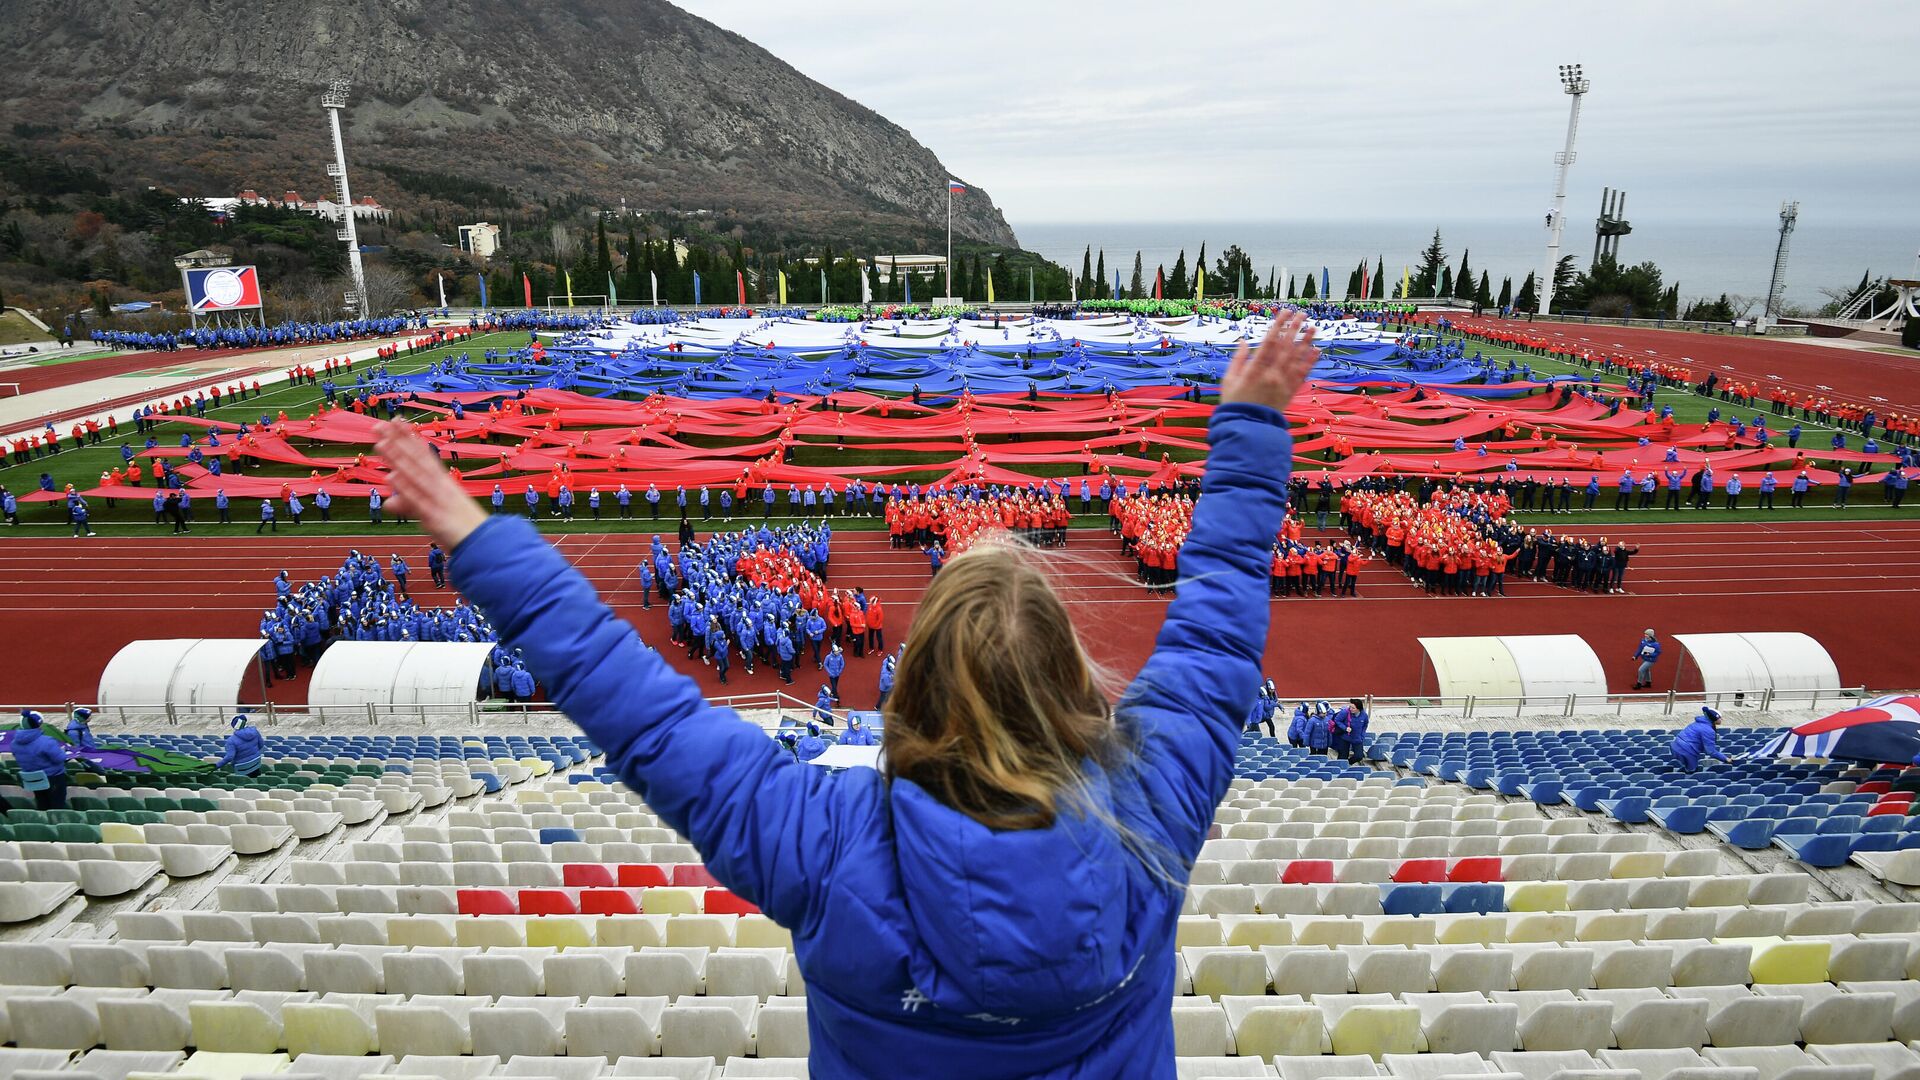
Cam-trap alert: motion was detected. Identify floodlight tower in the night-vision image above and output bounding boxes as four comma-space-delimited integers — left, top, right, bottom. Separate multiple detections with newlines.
1538, 63, 1590, 317
321, 79, 370, 320
1762, 200, 1799, 326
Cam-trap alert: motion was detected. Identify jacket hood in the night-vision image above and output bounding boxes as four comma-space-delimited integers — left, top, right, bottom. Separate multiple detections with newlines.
15, 726, 47, 746
887, 772, 1153, 1021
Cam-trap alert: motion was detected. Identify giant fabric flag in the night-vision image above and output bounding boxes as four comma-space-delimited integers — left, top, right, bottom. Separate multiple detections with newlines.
476, 274, 488, 309
522, 273, 533, 308
905, 272, 912, 305
1114, 270, 1123, 301
650, 271, 659, 306
1757, 695, 1920, 764
693, 271, 702, 306
986, 270, 995, 304
1321, 267, 1331, 301
608, 273, 618, 308
819, 269, 828, 304
565, 271, 575, 308
1361, 263, 1371, 301
1195, 267, 1205, 303
778, 270, 788, 306
1154, 268, 1164, 300
736, 271, 747, 307
1402, 266, 1411, 300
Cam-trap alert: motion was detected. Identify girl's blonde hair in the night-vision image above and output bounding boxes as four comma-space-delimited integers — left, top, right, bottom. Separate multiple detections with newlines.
882, 535, 1125, 832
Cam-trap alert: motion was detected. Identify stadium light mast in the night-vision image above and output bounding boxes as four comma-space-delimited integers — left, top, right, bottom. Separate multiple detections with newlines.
1538, 63, 1589, 317
1762, 200, 1799, 328
321, 79, 370, 320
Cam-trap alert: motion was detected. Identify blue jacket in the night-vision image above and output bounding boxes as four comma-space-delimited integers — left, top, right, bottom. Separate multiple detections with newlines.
1305, 709, 1331, 750
1286, 705, 1309, 743
1671, 716, 1726, 767
217, 726, 263, 773
1634, 637, 1662, 664
10, 725, 68, 778
447, 402, 1292, 1078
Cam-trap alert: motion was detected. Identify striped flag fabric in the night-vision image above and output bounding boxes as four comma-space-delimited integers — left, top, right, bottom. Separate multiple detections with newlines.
476, 274, 488, 309
522, 273, 532, 308
948, 180, 967, 194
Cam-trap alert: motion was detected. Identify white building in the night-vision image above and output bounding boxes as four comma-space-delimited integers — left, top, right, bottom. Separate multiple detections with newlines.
870, 254, 946, 283
183, 189, 389, 223
459, 222, 503, 260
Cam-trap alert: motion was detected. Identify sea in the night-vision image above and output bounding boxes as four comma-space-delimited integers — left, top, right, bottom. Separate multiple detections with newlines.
1015, 220, 1920, 311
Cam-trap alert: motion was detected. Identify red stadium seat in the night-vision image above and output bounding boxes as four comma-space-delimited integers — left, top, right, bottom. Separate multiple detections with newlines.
579, 888, 641, 915
1868, 800, 1911, 816
1392, 858, 1448, 883
704, 889, 760, 916
671, 864, 722, 888
617, 864, 669, 888
517, 889, 579, 916
1448, 857, 1504, 883
457, 889, 517, 916
1857, 781, 1892, 795
563, 864, 618, 888
1281, 860, 1335, 884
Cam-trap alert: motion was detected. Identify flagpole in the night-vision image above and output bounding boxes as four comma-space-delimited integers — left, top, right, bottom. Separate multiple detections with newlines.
945, 186, 953, 304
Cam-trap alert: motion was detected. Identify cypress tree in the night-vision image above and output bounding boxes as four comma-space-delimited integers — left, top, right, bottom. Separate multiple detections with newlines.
1168, 250, 1188, 299
1476, 270, 1492, 307
1415, 229, 1446, 295
1497, 276, 1512, 309
1515, 272, 1537, 312
1080, 247, 1093, 298
1439, 266, 1454, 298
1455, 249, 1473, 300
594, 216, 613, 284
1301, 274, 1317, 300
1129, 251, 1144, 299
1372, 257, 1386, 299
1094, 250, 1107, 300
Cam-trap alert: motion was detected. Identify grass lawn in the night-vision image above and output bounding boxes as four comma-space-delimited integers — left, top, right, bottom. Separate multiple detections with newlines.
2, 325, 1908, 536
0, 310, 57, 347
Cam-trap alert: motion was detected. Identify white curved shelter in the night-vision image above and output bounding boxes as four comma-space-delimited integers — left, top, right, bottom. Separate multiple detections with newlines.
97, 639, 266, 710
308, 642, 498, 714
1417, 634, 1608, 704
1672, 632, 1839, 694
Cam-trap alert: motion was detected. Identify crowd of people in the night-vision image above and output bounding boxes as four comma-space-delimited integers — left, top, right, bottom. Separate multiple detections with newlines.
255, 546, 485, 686
652, 523, 896, 713
885, 488, 1074, 553
1340, 484, 1641, 596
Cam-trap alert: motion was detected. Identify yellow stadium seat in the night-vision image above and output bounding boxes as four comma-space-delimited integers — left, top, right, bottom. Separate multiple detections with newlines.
525, 916, 593, 949
1330, 1004, 1422, 1059
1508, 882, 1570, 912
1747, 937, 1830, 984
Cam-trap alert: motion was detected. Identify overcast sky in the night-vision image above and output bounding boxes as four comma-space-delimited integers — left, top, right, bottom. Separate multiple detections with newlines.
677, 0, 1920, 233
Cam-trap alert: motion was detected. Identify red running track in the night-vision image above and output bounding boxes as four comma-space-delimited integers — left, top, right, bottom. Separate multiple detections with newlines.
1, 518, 1914, 706
1448, 317, 1920, 413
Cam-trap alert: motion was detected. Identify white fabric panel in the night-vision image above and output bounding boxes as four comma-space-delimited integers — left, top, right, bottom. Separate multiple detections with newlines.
1419, 636, 1524, 699
1673, 634, 1774, 693
1500, 635, 1608, 702
98, 638, 263, 707
808, 745, 882, 770
1739, 632, 1840, 691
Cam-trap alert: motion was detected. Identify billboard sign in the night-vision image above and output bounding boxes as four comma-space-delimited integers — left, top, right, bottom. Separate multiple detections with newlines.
183, 265, 263, 312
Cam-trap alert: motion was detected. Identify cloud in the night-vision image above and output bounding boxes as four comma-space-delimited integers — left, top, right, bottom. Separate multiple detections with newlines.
676, 0, 1920, 230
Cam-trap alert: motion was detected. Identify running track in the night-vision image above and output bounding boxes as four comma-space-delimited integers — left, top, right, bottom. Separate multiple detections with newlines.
0, 518, 1914, 706
1447, 317, 1920, 412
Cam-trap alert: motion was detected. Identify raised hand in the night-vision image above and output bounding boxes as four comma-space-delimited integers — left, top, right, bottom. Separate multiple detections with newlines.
1221, 311, 1319, 414
373, 421, 487, 550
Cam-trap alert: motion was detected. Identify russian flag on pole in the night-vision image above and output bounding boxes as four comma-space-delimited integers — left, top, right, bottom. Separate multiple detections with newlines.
948, 180, 967, 194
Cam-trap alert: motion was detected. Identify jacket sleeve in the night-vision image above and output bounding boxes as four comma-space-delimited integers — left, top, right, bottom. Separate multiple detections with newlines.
449, 515, 850, 934
1116, 403, 1292, 861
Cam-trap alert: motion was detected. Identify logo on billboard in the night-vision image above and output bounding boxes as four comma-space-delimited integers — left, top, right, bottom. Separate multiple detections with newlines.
184, 266, 263, 312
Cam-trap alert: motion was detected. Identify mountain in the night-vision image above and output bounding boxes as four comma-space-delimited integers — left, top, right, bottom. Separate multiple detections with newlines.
0, 0, 1019, 249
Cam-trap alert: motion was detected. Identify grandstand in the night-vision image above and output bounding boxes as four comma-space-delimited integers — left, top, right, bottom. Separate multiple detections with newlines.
4, 713, 1920, 1080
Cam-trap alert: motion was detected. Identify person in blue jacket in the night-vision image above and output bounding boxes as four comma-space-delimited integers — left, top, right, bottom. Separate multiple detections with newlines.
876, 653, 895, 711
1632, 628, 1662, 690
841, 714, 877, 746
66, 707, 98, 751
509, 662, 536, 703
1339, 698, 1370, 764
1304, 700, 1333, 755
215, 714, 263, 777
823, 643, 846, 699
813, 684, 838, 726
797, 722, 830, 762
1671, 707, 1730, 772
1286, 701, 1310, 748
364, 311, 1316, 1079
10, 710, 70, 809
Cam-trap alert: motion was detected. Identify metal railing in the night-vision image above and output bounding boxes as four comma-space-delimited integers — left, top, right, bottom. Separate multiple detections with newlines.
1351, 685, 1872, 723
9, 691, 832, 734
9, 686, 1883, 735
